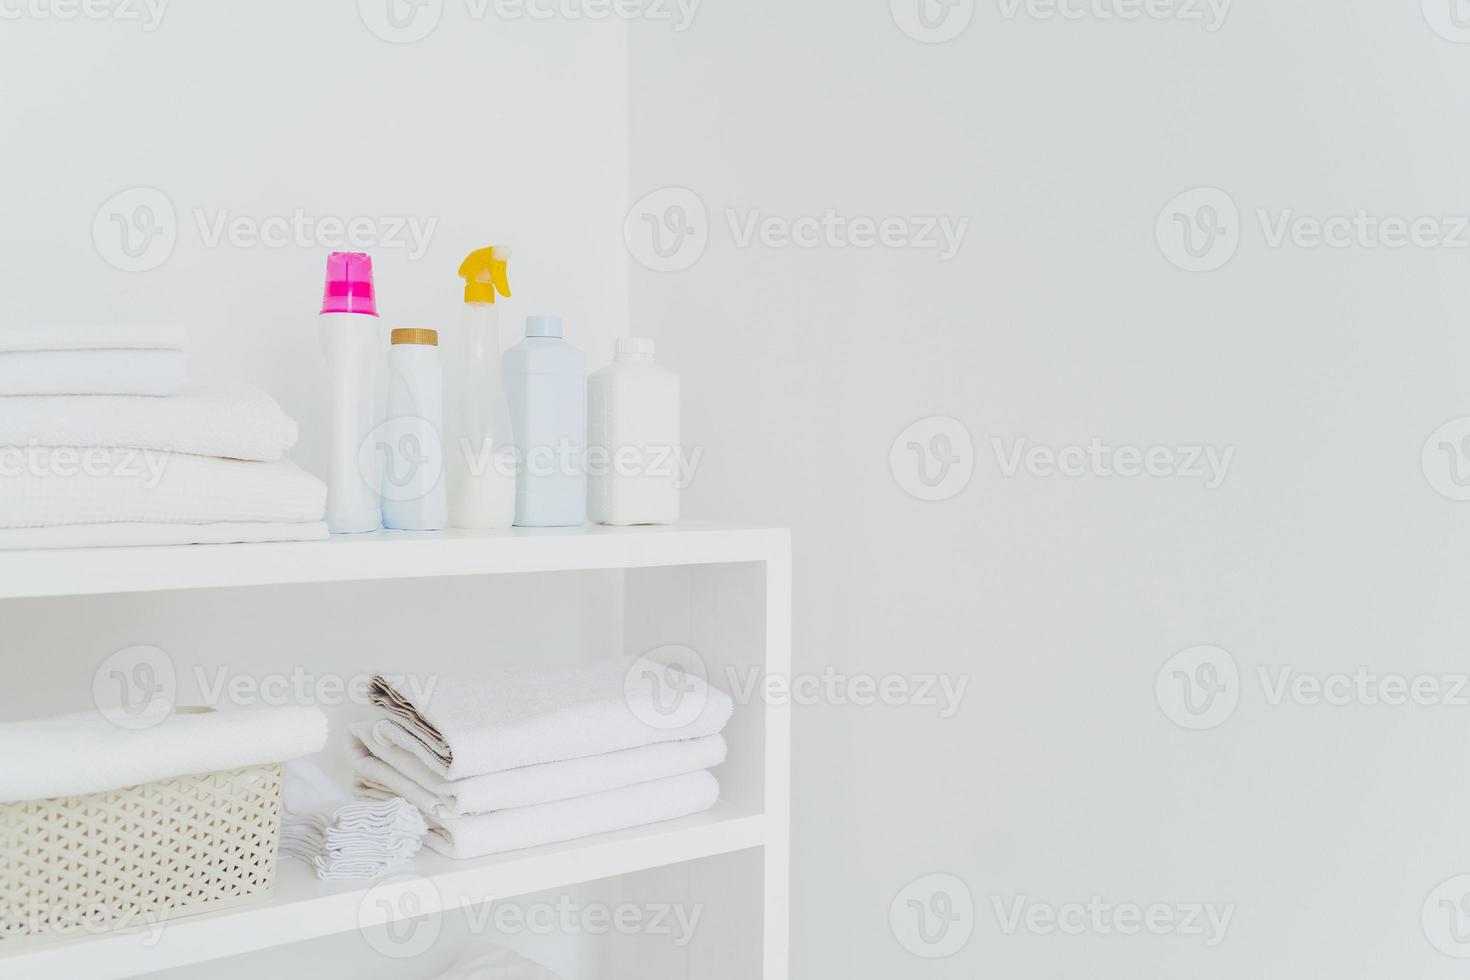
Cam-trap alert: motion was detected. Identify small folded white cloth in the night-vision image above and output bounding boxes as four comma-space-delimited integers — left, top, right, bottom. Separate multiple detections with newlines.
364, 770, 720, 860
0, 452, 325, 529
280, 760, 427, 881
0, 706, 328, 804
0, 380, 299, 461
0, 349, 187, 396
349, 720, 727, 817
0, 520, 328, 550
368, 657, 734, 781
0, 324, 186, 352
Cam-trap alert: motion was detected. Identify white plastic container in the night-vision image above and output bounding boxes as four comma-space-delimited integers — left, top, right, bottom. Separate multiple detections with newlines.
317, 252, 382, 534
446, 247, 518, 529
587, 338, 680, 526
380, 329, 448, 531
505, 315, 587, 527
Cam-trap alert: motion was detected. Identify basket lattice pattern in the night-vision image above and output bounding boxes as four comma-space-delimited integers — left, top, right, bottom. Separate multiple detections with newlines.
0, 762, 284, 947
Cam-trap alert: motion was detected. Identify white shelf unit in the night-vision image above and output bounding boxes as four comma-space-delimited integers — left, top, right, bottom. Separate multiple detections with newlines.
0, 523, 791, 980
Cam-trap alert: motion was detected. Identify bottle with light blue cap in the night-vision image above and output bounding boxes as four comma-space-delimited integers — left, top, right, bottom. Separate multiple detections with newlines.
503, 314, 588, 526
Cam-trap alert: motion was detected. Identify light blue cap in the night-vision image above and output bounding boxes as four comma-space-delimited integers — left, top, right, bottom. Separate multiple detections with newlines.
526, 315, 563, 339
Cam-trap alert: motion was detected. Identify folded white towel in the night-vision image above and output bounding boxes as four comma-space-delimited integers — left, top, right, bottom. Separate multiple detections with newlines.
368, 657, 734, 781
0, 452, 325, 529
349, 720, 727, 816
0, 324, 186, 353
280, 759, 427, 881
0, 706, 328, 803
0, 380, 298, 461
362, 770, 720, 860
0, 349, 187, 396
0, 520, 328, 550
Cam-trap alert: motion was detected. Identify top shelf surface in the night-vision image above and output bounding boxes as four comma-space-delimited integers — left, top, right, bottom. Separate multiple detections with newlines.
0, 522, 789, 600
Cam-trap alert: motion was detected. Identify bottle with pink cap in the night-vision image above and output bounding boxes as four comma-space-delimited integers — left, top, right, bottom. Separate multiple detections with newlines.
319, 251, 383, 533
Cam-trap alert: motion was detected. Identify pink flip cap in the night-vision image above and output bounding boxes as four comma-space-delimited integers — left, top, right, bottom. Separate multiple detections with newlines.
320, 252, 378, 316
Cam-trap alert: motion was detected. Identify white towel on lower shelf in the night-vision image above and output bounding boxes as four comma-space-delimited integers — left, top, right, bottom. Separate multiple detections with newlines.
0, 380, 299, 461
0, 520, 328, 550
0, 324, 186, 353
0, 452, 325, 529
0, 706, 328, 804
368, 657, 734, 781
366, 770, 720, 860
349, 719, 727, 816
0, 349, 186, 396
280, 760, 427, 881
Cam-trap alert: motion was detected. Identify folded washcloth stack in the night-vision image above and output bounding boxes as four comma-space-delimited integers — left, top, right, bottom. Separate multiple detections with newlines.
279, 760, 427, 880
350, 657, 732, 859
0, 325, 327, 549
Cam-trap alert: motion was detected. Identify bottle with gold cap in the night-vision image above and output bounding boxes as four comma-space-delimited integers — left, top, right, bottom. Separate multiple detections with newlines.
381, 328, 447, 531
446, 246, 518, 529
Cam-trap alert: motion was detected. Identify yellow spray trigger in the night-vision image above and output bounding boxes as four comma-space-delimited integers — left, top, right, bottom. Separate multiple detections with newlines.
458, 246, 512, 304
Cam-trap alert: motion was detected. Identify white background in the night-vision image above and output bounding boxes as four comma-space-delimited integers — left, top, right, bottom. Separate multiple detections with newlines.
7, 0, 1470, 977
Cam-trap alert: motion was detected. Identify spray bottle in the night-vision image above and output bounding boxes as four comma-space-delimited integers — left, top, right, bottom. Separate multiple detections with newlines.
447, 246, 518, 528
318, 251, 382, 534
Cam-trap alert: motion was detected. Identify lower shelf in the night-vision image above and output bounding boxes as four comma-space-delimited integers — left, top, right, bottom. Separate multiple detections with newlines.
2, 801, 766, 980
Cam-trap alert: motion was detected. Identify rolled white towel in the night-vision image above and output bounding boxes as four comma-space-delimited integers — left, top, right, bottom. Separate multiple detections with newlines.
0, 380, 299, 461
0, 349, 187, 396
367, 657, 734, 781
0, 324, 185, 353
349, 720, 727, 816
0, 706, 328, 804
359, 770, 721, 860
0, 452, 325, 529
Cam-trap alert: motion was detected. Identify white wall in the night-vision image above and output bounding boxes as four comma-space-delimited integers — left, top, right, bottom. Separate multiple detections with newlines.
631, 2, 1470, 977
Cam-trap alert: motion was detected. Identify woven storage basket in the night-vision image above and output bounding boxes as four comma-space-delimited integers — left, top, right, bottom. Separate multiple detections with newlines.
0, 761, 284, 948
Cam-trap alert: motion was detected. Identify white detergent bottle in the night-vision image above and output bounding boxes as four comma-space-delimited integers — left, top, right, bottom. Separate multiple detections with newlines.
318, 251, 382, 534
588, 338, 680, 526
504, 315, 587, 527
381, 328, 448, 531
446, 246, 518, 529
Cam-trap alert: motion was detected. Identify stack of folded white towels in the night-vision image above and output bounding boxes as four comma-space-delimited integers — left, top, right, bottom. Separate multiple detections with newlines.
350, 657, 732, 859
279, 759, 428, 880
0, 325, 327, 548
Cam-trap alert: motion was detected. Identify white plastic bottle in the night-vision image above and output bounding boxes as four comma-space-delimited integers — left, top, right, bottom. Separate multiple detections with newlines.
446, 247, 518, 529
380, 328, 448, 531
318, 251, 382, 534
587, 338, 680, 526
504, 315, 587, 527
